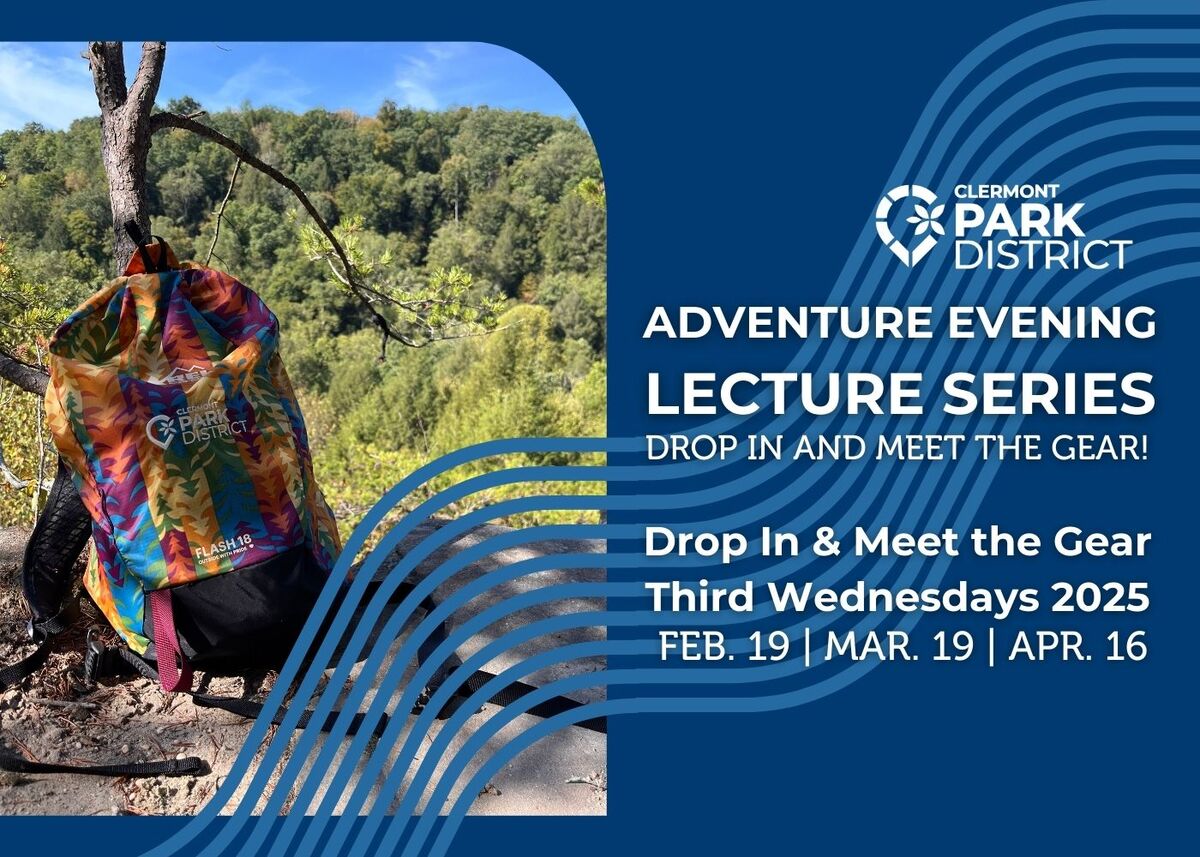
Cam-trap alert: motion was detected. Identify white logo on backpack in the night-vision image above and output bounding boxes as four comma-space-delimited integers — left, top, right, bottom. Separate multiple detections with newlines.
144, 403, 248, 450
145, 414, 177, 449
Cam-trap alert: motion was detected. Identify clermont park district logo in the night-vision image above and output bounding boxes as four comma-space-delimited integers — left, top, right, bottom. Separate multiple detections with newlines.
145, 401, 249, 450
874, 184, 945, 267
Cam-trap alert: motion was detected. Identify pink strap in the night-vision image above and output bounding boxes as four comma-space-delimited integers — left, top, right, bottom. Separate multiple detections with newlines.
148, 589, 193, 692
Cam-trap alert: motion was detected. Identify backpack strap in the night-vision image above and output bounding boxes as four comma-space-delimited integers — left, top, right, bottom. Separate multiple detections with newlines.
123, 221, 174, 274
85, 581, 607, 736
80, 636, 605, 735
83, 640, 392, 738
0, 749, 202, 778
80, 578, 435, 737
146, 589, 193, 692
0, 620, 58, 691
20, 459, 92, 625
1, 460, 91, 693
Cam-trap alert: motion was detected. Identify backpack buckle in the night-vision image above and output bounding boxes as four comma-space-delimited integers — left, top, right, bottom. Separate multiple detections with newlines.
82, 628, 106, 686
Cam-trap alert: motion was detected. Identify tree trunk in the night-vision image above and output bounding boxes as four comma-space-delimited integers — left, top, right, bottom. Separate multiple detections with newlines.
87, 42, 165, 272
2, 40, 450, 399
0, 43, 166, 398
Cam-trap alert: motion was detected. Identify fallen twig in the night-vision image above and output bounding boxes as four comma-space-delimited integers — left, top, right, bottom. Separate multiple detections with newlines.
566, 771, 608, 791
26, 698, 99, 710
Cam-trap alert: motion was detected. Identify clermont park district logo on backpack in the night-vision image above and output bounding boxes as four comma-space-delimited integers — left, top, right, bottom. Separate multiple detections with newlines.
144, 401, 250, 450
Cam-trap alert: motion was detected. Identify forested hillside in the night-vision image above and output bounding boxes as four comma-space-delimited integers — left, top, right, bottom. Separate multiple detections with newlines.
0, 99, 606, 530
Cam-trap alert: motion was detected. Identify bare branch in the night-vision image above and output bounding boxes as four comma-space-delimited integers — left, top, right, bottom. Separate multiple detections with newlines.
406, 324, 511, 346
0, 350, 48, 396
127, 42, 166, 119
33, 342, 47, 515
86, 42, 127, 110
206, 158, 241, 266
0, 436, 53, 492
149, 111, 419, 348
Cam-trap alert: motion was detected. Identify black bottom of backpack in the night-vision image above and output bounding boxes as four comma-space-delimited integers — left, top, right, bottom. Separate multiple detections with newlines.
143, 546, 325, 669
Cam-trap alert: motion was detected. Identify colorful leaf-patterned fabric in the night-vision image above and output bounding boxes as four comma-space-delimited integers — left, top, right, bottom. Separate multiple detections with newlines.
45, 244, 341, 654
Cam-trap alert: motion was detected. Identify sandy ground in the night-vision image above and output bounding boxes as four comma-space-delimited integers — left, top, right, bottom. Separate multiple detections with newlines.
0, 523, 606, 816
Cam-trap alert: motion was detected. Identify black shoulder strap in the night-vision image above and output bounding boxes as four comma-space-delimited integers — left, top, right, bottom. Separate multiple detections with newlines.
83, 635, 605, 738
1, 459, 91, 692
0, 626, 202, 778
21, 459, 92, 624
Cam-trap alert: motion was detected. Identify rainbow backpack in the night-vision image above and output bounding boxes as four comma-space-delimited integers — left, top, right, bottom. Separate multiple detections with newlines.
0, 227, 602, 780
0, 227, 343, 776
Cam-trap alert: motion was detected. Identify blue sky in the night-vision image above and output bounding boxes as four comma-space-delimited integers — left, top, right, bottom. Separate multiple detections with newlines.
0, 42, 581, 131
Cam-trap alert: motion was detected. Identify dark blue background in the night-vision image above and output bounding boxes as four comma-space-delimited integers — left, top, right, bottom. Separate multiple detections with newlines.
594, 2, 1192, 854
7, 2, 1195, 854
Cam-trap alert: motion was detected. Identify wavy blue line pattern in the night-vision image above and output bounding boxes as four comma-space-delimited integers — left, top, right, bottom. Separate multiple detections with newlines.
132, 4, 1200, 855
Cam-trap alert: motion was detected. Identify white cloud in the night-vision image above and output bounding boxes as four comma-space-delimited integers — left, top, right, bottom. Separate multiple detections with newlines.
425, 43, 466, 63
396, 78, 439, 111
393, 44, 465, 111
0, 43, 97, 130
210, 56, 310, 111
